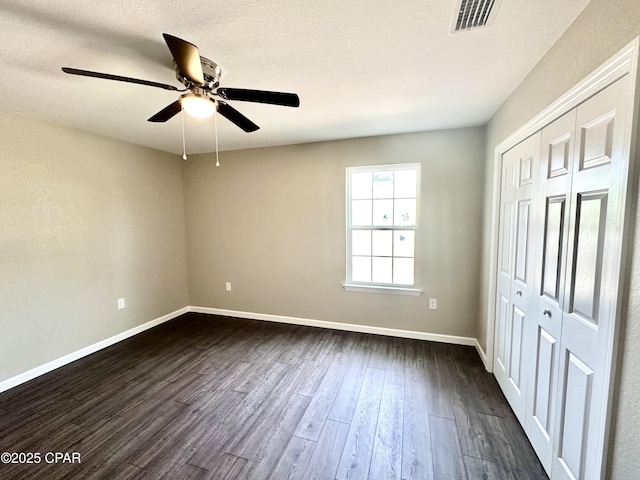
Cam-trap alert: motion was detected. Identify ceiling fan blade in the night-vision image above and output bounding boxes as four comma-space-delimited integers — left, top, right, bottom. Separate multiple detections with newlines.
162, 33, 205, 85
217, 88, 300, 107
217, 101, 259, 132
148, 100, 182, 122
62, 67, 179, 91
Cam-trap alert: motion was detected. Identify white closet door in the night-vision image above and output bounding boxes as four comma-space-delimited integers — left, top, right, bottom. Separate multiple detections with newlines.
524, 109, 577, 474
551, 74, 631, 480
494, 133, 540, 422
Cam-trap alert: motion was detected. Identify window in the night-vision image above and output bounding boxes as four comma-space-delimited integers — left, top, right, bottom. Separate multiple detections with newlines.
344, 164, 422, 295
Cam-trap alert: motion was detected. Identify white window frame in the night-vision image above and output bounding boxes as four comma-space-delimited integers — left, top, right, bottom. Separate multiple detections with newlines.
343, 163, 422, 296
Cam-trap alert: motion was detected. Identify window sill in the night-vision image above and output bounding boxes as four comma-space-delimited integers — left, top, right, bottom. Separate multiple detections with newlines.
342, 283, 423, 296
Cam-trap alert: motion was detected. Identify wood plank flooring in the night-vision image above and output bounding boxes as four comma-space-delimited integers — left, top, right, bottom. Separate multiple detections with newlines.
0, 313, 548, 479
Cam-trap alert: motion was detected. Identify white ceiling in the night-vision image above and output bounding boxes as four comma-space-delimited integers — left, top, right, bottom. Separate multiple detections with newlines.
0, 0, 590, 154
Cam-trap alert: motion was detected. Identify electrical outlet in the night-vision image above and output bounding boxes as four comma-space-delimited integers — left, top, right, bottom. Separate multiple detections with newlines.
429, 298, 437, 310
117, 298, 125, 310
225, 282, 232, 292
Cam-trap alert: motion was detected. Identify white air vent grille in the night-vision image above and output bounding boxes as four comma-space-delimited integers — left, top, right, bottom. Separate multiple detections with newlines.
451, 0, 502, 33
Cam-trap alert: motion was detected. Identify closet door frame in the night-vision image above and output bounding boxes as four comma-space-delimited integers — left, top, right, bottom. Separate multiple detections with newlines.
485, 37, 639, 479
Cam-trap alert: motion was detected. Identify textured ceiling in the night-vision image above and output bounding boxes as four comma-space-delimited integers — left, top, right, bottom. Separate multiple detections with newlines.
0, 0, 590, 154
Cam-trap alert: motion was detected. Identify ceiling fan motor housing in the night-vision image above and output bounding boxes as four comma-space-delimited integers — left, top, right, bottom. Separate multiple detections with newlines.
174, 57, 221, 91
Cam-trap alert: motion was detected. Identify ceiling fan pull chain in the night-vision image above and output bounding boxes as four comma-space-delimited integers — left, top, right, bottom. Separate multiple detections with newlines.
214, 103, 220, 167
181, 106, 187, 161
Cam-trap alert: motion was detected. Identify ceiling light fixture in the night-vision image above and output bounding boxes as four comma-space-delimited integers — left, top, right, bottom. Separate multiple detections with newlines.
181, 93, 216, 119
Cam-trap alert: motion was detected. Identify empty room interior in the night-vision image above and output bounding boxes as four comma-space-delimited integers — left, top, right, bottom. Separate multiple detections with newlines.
1, 0, 640, 479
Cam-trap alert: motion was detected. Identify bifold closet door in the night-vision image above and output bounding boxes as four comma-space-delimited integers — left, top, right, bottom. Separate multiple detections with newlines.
493, 133, 540, 422
550, 74, 631, 480
524, 109, 577, 473
498, 74, 632, 480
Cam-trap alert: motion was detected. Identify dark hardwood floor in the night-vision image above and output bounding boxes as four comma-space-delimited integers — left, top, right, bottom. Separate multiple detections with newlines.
0, 313, 548, 479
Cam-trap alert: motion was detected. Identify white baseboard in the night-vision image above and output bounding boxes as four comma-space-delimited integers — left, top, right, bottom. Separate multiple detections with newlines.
0, 306, 189, 394
190, 306, 480, 348
474, 339, 490, 372
1, 305, 486, 394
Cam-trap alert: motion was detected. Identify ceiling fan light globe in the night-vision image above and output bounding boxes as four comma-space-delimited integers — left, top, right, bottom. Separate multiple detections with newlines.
181, 94, 216, 119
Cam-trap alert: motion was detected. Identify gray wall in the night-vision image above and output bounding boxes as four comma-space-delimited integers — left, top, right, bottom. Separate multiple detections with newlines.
0, 112, 189, 383
479, 0, 640, 476
183, 128, 485, 338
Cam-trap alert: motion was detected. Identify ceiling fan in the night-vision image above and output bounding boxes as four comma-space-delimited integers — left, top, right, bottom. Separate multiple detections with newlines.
62, 33, 300, 133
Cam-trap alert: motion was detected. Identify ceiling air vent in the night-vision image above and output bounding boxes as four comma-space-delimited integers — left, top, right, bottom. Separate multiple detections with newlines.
450, 0, 502, 33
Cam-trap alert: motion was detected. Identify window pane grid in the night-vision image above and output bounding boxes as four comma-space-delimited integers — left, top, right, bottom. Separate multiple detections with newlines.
348, 166, 418, 229
351, 256, 414, 285
347, 164, 419, 287
350, 228, 414, 284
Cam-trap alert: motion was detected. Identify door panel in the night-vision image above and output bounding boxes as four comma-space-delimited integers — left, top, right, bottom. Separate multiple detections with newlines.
493, 133, 540, 422
541, 198, 566, 301
500, 202, 514, 274
520, 154, 534, 185
552, 75, 630, 480
579, 113, 614, 170
569, 192, 608, 324
515, 200, 531, 283
496, 294, 510, 371
556, 351, 593, 480
524, 109, 576, 474
532, 327, 556, 438
549, 135, 571, 178
509, 305, 525, 389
